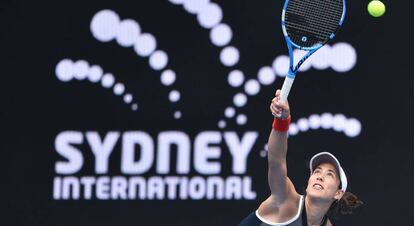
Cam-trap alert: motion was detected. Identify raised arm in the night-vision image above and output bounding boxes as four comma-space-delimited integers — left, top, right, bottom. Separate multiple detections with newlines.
266, 89, 297, 205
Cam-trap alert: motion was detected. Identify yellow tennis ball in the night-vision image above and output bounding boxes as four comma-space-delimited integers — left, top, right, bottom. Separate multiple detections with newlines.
368, 0, 386, 17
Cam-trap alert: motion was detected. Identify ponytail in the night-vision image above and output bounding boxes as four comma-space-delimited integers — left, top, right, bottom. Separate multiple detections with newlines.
327, 191, 363, 218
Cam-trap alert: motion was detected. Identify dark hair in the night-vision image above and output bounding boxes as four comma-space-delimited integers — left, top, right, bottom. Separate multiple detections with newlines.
327, 191, 363, 218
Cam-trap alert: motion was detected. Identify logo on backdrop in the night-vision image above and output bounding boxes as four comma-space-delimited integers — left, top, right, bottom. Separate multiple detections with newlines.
53, 1, 361, 201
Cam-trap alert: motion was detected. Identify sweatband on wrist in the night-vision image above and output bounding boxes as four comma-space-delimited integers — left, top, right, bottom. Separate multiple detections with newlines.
272, 116, 291, 132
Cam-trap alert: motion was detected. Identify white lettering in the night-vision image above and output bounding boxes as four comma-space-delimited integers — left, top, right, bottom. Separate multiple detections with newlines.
225, 176, 242, 199
147, 176, 164, 199
225, 132, 258, 174
55, 131, 84, 174
111, 176, 128, 199
121, 132, 154, 174
53, 130, 259, 195
96, 176, 110, 200
62, 176, 80, 199
53, 176, 256, 200
128, 177, 146, 199
164, 176, 180, 199
86, 131, 119, 174
157, 131, 190, 174
194, 131, 221, 174
80, 176, 95, 200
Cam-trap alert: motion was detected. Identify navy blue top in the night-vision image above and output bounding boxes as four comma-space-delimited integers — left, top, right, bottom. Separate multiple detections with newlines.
238, 196, 328, 226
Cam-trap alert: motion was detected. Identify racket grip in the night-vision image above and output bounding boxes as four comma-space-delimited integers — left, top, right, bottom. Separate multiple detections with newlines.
275, 76, 295, 118
280, 76, 295, 103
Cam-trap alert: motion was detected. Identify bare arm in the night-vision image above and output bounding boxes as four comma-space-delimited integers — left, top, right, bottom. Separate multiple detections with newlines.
267, 90, 297, 205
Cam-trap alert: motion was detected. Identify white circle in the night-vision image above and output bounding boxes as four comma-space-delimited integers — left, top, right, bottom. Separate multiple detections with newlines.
272, 55, 289, 77
344, 118, 361, 137
169, 90, 181, 102
289, 123, 299, 136
333, 114, 346, 132
320, 113, 333, 129
113, 83, 125, 95
123, 93, 133, 103
220, 46, 239, 67
233, 93, 247, 107
116, 19, 141, 47
308, 114, 321, 129
161, 70, 176, 86
149, 50, 168, 70
101, 73, 115, 88
228, 70, 244, 87
330, 42, 357, 73
174, 111, 182, 119
183, 0, 210, 14
73, 60, 89, 80
312, 45, 331, 70
218, 120, 226, 128
90, 10, 120, 42
210, 23, 232, 47
131, 104, 138, 111
88, 65, 103, 83
134, 33, 157, 57
55, 59, 74, 82
236, 114, 247, 125
197, 3, 222, 29
297, 118, 309, 132
258, 66, 276, 85
224, 107, 236, 118
244, 79, 260, 96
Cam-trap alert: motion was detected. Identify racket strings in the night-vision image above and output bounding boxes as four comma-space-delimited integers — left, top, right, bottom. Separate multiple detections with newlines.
287, 3, 342, 27
286, 19, 336, 47
286, 20, 337, 37
286, 7, 341, 35
286, 2, 342, 33
284, 0, 343, 47
286, 21, 335, 42
289, 0, 342, 16
288, 0, 343, 25
287, 2, 342, 30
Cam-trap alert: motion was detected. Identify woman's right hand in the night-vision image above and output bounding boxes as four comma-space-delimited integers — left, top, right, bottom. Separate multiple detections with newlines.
270, 89, 291, 119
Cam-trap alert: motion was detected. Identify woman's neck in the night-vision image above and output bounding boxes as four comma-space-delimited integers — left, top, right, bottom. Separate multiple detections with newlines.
305, 196, 331, 226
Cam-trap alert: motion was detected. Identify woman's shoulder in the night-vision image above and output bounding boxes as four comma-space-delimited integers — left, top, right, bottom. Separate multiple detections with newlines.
256, 194, 303, 224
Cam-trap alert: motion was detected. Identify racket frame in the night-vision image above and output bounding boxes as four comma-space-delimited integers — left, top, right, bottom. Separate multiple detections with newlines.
278, 0, 346, 105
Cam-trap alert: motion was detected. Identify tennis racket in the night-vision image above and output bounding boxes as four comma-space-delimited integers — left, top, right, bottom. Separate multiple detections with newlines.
277, 0, 346, 114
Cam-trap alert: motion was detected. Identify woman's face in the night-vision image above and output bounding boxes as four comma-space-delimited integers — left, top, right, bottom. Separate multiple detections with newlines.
306, 162, 344, 201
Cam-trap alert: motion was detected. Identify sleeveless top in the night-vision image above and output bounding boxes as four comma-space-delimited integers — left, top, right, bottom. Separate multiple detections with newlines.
238, 196, 328, 226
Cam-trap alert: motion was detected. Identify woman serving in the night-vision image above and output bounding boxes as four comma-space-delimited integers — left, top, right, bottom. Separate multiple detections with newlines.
239, 89, 362, 226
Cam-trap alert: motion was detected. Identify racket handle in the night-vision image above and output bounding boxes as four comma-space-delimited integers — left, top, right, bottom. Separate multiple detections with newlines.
280, 76, 295, 103
276, 76, 295, 118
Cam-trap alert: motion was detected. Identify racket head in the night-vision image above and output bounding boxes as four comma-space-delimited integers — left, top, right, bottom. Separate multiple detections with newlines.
281, 0, 346, 50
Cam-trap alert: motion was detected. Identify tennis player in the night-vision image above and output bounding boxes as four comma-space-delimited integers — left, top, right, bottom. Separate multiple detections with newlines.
239, 89, 362, 226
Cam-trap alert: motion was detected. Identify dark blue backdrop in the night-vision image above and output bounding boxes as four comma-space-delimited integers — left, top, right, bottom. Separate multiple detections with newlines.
1, 0, 413, 225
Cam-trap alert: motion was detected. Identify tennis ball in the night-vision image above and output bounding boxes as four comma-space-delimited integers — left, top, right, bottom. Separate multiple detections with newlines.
367, 0, 386, 17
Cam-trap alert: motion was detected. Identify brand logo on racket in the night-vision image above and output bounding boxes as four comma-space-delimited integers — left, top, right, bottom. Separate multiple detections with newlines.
301, 36, 307, 42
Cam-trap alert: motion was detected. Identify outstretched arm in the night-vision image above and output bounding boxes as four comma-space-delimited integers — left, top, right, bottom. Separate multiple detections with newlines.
267, 89, 297, 205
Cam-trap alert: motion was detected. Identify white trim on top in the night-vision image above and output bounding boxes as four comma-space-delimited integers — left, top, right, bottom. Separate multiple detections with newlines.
255, 195, 304, 226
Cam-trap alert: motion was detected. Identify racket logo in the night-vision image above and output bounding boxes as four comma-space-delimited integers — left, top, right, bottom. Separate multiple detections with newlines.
291, 54, 311, 72
301, 36, 307, 42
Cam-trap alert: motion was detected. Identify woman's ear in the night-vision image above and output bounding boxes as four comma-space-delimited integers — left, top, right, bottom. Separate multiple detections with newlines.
334, 190, 344, 200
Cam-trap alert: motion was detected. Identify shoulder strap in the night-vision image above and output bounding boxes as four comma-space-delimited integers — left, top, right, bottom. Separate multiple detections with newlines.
301, 197, 308, 226
321, 215, 328, 226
